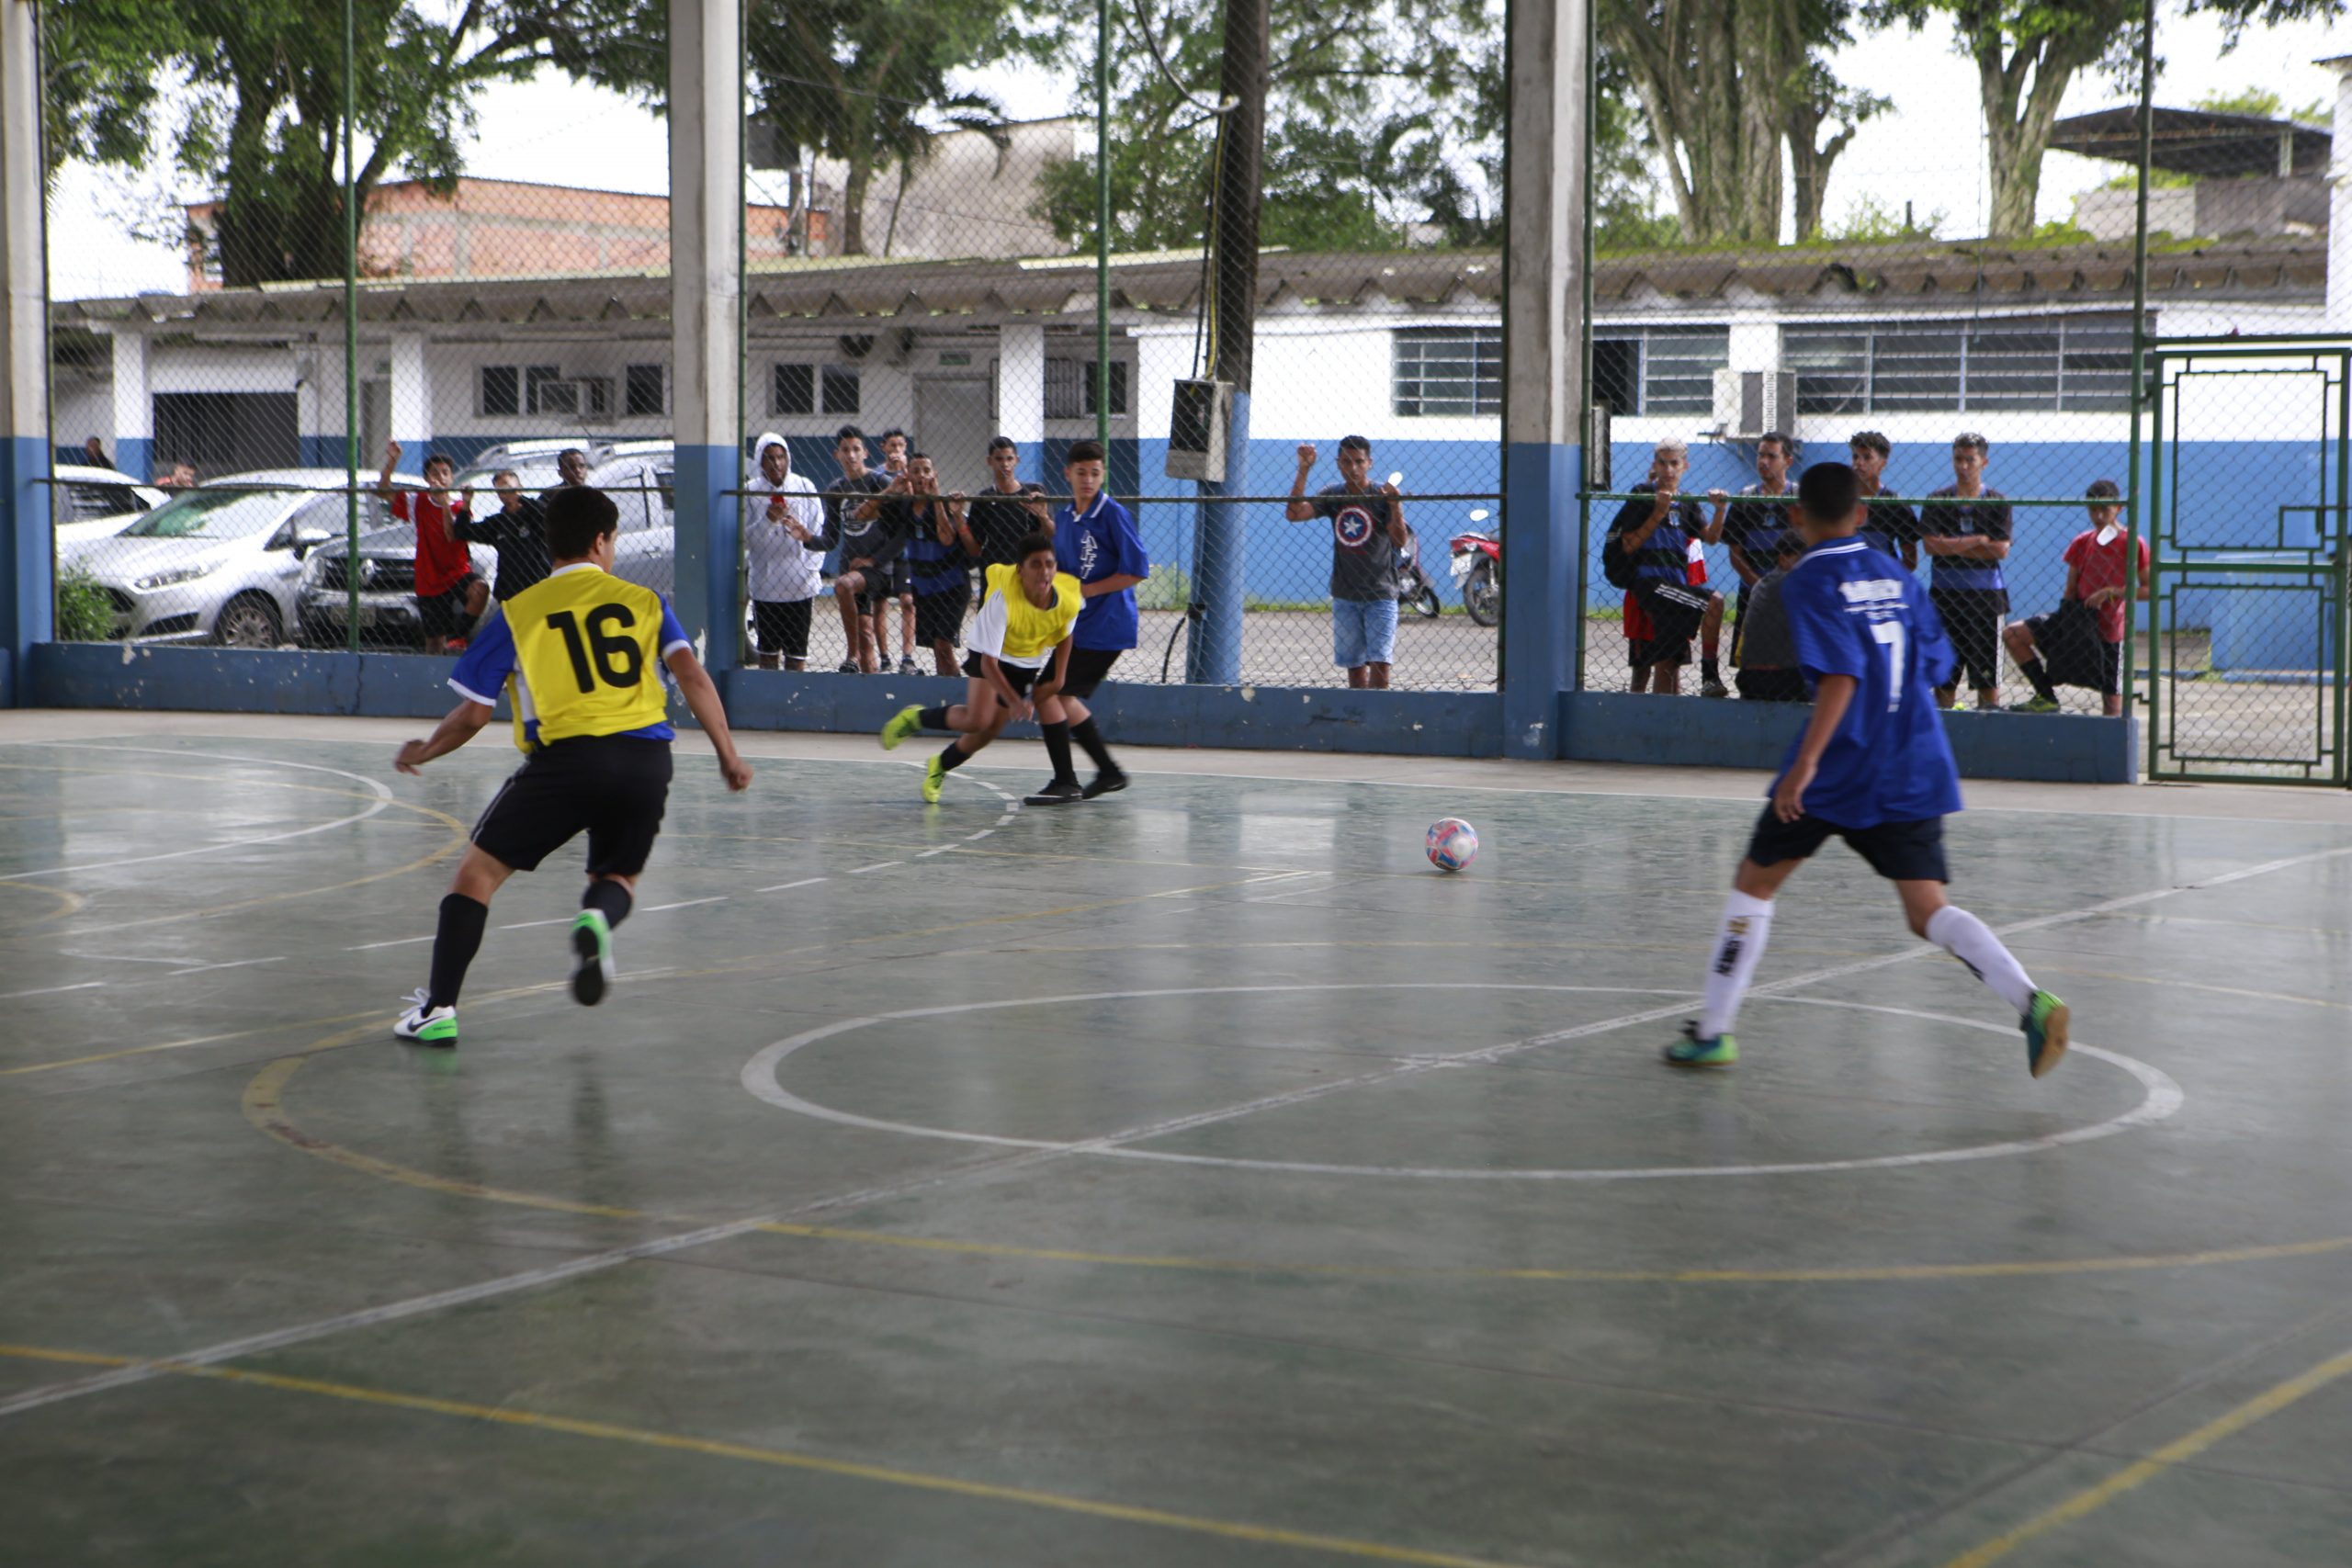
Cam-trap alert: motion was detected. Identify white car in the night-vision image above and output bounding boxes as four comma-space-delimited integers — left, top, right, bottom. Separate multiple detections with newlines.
64, 469, 413, 648
51, 464, 166, 550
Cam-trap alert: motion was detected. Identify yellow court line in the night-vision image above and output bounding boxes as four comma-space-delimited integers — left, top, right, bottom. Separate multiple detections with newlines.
0, 879, 85, 926
0, 1341, 1528, 1568
1939, 1342, 2352, 1568
240, 1018, 2352, 1286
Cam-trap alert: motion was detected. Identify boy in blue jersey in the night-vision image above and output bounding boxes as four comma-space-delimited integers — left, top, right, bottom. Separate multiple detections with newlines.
389, 487, 753, 1046
1667, 462, 2069, 1077
1037, 439, 1148, 805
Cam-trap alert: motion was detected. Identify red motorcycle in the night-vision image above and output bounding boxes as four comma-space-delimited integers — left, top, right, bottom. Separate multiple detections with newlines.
1448, 508, 1499, 626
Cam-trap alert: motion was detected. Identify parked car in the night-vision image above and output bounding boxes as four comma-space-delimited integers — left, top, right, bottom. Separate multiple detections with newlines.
296, 451, 675, 647
61, 469, 400, 647
51, 464, 166, 550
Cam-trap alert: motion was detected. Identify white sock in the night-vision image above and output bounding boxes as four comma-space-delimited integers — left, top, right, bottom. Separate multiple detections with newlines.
1698, 891, 1775, 1039
1926, 905, 2037, 1015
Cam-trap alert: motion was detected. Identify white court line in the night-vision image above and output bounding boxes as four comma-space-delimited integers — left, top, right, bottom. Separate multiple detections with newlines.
168, 956, 286, 977
744, 986, 2183, 1180
2, 838, 2336, 1427
0, 981, 107, 1000
846, 862, 904, 875
643, 896, 729, 913
6, 746, 393, 879
348, 934, 438, 951
914, 846, 957, 859
756, 877, 829, 893
59, 953, 186, 966
497, 917, 572, 931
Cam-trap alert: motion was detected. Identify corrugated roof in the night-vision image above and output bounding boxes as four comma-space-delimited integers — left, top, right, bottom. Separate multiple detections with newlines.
53, 236, 2323, 332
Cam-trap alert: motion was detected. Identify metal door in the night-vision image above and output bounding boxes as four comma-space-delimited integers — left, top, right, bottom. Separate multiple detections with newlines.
2144, 339, 2349, 784
913, 378, 995, 492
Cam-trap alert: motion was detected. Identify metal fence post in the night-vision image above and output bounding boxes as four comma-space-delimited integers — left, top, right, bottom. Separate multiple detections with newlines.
1499, 0, 1588, 758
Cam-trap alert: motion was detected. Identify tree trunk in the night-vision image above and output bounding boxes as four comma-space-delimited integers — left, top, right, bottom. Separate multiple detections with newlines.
1785, 105, 1856, 242
842, 159, 869, 255
1973, 28, 2102, 241
1601, 0, 1803, 246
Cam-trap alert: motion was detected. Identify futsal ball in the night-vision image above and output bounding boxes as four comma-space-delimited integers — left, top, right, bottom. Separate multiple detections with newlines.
1426, 817, 1478, 872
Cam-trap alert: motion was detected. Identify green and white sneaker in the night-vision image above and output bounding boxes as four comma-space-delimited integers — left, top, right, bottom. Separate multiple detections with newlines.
2023, 989, 2070, 1078
393, 987, 457, 1047
1664, 1021, 1736, 1067
571, 909, 616, 1007
880, 705, 923, 750
2007, 695, 2061, 714
922, 753, 946, 805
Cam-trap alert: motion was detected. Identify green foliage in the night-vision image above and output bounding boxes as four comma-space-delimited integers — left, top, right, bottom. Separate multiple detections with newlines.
1825, 193, 1947, 243
54, 564, 115, 643
1137, 563, 1193, 612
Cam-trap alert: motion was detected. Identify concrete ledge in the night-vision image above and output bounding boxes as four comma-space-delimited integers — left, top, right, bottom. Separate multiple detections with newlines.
27, 643, 458, 718
1558, 691, 2137, 784
718, 669, 1506, 758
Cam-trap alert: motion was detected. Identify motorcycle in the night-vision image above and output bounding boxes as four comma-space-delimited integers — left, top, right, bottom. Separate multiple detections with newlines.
1395, 524, 1442, 619
1449, 508, 1499, 626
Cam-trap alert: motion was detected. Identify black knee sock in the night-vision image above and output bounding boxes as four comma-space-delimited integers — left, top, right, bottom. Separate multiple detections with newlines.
1040, 720, 1079, 784
1070, 716, 1117, 774
426, 894, 488, 1010
936, 741, 970, 773
917, 705, 951, 731
2018, 657, 2057, 703
582, 878, 632, 930
1701, 654, 1721, 684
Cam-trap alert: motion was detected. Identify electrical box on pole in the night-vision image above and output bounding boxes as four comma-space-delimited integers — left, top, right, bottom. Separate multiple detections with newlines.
1165, 378, 1232, 481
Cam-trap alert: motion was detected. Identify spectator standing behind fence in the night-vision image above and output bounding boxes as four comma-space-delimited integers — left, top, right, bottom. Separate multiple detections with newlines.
1609, 442, 1720, 696
454, 469, 554, 605
1287, 435, 1408, 689
876, 427, 918, 674
742, 433, 825, 671
1612, 441, 1725, 696
888, 454, 973, 678
820, 426, 896, 673
958, 436, 1054, 570
83, 436, 114, 471
1710, 432, 1799, 684
378, 440, 483, 656
1731, 533, 1813, 704
1849, 431, 1920, 569
2004, 479, 2147, 717
1921, 433, 2012, 710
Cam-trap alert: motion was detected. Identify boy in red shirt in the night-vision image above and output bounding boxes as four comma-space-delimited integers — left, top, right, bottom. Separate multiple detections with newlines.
378, 440, 485, 654
2002, 479, 2147, 716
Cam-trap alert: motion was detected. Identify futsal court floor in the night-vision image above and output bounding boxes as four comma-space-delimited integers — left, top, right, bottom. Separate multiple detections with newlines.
3, 709, 2349, 1567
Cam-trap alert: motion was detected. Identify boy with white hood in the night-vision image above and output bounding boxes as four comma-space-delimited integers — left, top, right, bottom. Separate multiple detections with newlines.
743, 433, 827, 670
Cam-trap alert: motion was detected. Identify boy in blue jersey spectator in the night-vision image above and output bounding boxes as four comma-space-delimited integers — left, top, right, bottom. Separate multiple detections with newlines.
1849, 431, 1920, 568
1039, 438, 1147, 805
1665, 460, 2069, 1077
885, 452, 972, 676
1921, 432, 2012, 709
1610, 443, 1722, 696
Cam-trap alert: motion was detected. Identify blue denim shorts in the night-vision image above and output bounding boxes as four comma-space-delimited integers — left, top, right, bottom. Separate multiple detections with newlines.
1332, 596, 1399, 669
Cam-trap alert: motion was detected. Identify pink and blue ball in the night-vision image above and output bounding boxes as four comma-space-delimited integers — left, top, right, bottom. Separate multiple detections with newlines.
1426, 818, 1477, 872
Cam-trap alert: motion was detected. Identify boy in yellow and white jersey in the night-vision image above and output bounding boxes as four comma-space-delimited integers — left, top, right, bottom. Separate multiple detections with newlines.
878, 533, 1080, 804
389, 487, 753, 1046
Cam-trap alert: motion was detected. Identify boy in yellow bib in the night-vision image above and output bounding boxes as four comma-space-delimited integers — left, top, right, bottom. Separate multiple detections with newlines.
390, 487, 753, 1045
879, 533, 1081, 804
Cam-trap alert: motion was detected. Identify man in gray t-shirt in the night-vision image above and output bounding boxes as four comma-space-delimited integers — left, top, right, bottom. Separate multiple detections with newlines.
1286, 435, 1410, 688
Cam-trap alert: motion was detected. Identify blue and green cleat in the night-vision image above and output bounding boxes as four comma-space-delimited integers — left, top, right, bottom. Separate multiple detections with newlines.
1664, 1022, 1736, 1067
2023, 988, 2069, 1077
880, 705, 922, 750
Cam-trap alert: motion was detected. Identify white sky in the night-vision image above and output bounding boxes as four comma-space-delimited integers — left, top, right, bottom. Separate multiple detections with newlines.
45, 11, 2348, 299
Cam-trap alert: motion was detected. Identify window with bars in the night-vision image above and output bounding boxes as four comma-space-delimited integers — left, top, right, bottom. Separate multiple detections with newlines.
1782, 316, 2137, 413
1590, 327, 1731, 415
1044, 359, 1128, 419
480, 365, 520, 418
1392, 329, 1501, 417
625, 364, 665, 418
773, 363, 861, 416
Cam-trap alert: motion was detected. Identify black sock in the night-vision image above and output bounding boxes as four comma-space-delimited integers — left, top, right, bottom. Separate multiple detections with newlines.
917, 705, 951, 730
1040, 720, 1079, 784
582, 878, 632, 930
426, 894, 488, 1010
937, 741, 970, 773
1701, 654, 1721, 683
2019, 657, 2057, 703
1070, 716, 1117, 774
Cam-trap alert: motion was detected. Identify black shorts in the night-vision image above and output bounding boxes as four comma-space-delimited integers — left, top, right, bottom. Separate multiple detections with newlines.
471, 736, 673, 877
960, 651, 1046, 700
1747, 806, 1948, 884
1631, 580, 1708, 668
1060, 646, 1122, 699
1931, 586, 2008, 691
752, 597, 813, 659
847, 564, 903, 612
2025, 609, 2120, 696
913, 587, 969, 645
1735, 668, 1809, 704
417, 576, 481, 639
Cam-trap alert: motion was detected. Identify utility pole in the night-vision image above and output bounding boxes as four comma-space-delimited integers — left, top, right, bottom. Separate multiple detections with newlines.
1186, 0, 1268, 685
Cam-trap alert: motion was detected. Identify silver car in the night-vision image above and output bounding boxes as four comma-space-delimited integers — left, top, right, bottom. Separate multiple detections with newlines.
62, 469, 405, 647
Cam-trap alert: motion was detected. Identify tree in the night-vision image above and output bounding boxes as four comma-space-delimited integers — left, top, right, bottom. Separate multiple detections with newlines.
46, 0, 648, 287
1871, 0, 2349, 242
1600, 0, 1873, 245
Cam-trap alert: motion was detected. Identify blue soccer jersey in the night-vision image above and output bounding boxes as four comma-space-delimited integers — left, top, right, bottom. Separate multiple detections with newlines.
1054, 491, 1149, 651
1775, 537, 1963, 829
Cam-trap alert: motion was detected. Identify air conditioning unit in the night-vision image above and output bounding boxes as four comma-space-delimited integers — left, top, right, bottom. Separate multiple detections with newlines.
1711, 369, 1797, 440
1585, 401, 1613, 491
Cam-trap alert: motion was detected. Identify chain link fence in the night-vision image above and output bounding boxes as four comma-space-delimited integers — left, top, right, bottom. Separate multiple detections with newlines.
35, 1, 2349, 763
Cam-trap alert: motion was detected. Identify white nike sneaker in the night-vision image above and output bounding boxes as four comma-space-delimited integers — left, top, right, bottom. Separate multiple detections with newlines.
393, 987, 458, 1047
